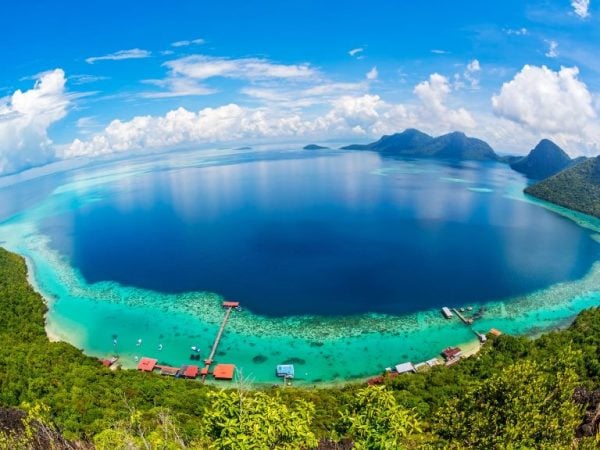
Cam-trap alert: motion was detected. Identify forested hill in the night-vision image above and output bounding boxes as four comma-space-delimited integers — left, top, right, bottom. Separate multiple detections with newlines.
0, 246, 599, 448
525, 156, 600, 218
341, 129, 499, 161
511, 139, 573, 179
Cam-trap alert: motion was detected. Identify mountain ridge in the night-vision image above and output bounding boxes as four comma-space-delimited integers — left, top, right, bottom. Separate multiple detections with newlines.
341, 129, 499, 161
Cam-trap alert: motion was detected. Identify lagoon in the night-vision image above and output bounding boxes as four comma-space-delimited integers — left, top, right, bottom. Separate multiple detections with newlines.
1, 147, 599, 383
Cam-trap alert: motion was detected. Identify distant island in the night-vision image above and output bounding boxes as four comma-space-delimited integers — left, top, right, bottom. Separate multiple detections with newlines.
525, 156, 600, 218
341, 129, 499, 161
340, 128, 600, 219
303, 144, 329, 150
510, 139, 575, 180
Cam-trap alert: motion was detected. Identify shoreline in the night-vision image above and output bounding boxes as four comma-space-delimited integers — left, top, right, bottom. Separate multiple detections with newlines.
16, 234, 600, 385
1, 151, 598, 386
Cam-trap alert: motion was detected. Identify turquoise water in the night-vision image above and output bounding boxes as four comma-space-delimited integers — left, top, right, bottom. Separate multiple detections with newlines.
1, 147, 599, 385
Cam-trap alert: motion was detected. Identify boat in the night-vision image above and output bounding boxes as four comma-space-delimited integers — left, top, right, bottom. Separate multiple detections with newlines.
190, 346, 201, 353
441, 307, 453, 319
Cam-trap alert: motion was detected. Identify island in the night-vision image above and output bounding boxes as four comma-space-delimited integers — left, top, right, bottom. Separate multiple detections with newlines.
303, 144, 329, 150
510, 139, 574, 179
525, 156, 600, 218
341, 128, 499, 161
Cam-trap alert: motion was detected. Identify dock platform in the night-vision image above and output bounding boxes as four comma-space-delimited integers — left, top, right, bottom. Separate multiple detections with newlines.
201, 301, 238, 382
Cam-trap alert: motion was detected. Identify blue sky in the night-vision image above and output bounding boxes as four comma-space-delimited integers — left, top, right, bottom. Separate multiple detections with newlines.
0, 0, 599, 175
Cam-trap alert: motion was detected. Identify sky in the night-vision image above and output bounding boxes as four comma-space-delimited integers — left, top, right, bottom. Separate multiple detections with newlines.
0, 0, 599, 176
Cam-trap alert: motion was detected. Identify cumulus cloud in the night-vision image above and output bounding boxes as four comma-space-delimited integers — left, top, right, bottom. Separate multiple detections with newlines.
492, 65, 599, 153
65, 71, 480, 158
414, 73, 476, 129
571, 0, 590, 18
454, 59, 482, 89
0, 69, 69, 174
86, 49, 151, 64
366, 67, 378, 80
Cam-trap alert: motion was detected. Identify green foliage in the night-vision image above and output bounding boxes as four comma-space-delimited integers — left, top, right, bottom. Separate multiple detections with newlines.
1, 246, 600, 448
337, 386, 422, 449
525, 155, 600, 218
201, 389, 318, 449
435, 358, 582, 449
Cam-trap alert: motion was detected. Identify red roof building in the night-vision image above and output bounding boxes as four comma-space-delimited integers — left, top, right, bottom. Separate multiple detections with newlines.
213, 364, 235, 380
441, 347, 462, 360
182, 365, 199, 378
137, 357, 157, 372
222, 301, 240, 308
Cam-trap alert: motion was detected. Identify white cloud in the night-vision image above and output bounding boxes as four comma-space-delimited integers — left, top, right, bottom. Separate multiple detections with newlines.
0, 69, 69, 174
492, 65, 600, 153
545, 40, 559, 58
348, 47, 364, 57
571, 0, 590, 18
86, 49, 151, 64
141, 77, 216, 98
467, 60, 481, 73
165, 55, 316, 80
414, 73, 476, 129
171, 38, 205, 47
144, 54, 318, 98
505, 27, 529, 36
454, 59, 482, 90
431, 49, 450, 55
69, 74, 110, 85
366, 67, 378, 80
241, 81, 368, 109
65, 71, 480, 158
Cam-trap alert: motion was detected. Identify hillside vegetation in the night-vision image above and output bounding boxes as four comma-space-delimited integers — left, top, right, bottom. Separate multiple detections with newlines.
341, 129, 498, 161
525, 156, 600, 218
511, 139, 573, 179
0, 247, 599, 448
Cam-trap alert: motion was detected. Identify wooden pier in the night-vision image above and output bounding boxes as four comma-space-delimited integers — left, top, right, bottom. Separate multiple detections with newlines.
201, 301, 239, 382
452, 308, 473, 325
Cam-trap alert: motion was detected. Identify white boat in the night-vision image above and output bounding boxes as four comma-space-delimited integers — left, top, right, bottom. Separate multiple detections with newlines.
191, 346, 201, 353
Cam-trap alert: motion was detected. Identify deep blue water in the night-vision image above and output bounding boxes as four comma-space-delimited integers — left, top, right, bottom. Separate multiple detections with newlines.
40, 150, 600, 317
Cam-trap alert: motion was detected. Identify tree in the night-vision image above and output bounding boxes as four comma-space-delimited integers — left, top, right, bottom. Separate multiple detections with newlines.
337, 386, 422, 449
435, 358, 582, 449
201, 390, 318, 449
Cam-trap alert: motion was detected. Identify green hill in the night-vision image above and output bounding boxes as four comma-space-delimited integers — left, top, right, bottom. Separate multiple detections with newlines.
303, 144, 329, 150
511, 139, 573, 179
525, 156, 600, 218
341, 129, 499, 161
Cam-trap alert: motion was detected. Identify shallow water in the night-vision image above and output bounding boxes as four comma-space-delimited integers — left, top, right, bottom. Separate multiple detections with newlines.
1, 147, 599, 384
